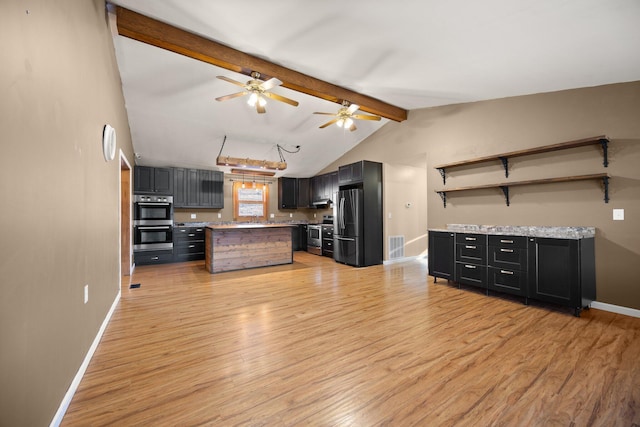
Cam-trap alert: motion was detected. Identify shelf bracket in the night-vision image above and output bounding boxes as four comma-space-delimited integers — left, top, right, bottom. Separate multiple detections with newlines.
599, 138, 609, 167
498, 156, 509, 178
437, 191, 447, 208
437, 168, 446, 185
602, 176, 610, 203
499, 185, 510, 206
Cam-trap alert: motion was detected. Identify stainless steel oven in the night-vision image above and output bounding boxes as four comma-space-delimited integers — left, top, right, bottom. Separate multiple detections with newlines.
307, 225, 322, 256
134, 195, 173, 251
134, 194, 173, 224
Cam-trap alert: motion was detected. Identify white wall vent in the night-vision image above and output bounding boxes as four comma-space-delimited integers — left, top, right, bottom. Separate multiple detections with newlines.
388, 235, 405, 259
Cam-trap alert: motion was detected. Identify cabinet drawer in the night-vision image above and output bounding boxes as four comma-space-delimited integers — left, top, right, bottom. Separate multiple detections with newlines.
455, 233, 487, 245
174, 227, 205, 242
488, 235, 527, 249
455, 262, 487, 289
456, 243, 487, 264
135, 251, 174, 265
488, 267, 527, 296
175, 241, 205, 254
488, 246, 527, 270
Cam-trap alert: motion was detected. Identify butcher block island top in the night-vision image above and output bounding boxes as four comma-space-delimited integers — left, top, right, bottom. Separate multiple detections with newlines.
205, 224, 296, 273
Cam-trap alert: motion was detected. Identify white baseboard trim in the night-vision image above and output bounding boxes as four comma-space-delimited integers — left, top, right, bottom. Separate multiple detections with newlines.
50, 289, 121, 427
591, 301, 640, 318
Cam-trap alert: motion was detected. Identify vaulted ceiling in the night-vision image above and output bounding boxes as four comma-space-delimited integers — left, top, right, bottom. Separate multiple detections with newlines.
108, 0, 640, 177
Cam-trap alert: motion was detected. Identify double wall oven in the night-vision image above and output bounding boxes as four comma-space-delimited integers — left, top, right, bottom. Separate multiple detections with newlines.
133, 195, 173, 252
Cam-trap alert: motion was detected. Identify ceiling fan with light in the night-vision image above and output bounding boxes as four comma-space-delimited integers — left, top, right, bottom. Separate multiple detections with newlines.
215, 71, 299, 113
314, 100, 381, 131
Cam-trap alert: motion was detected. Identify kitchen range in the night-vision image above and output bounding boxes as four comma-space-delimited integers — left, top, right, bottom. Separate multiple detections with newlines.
307, 215, 334, 257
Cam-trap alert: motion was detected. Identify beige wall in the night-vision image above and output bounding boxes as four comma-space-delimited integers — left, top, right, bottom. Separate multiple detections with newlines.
326, 81, 640, 309
0, 1, 134, 425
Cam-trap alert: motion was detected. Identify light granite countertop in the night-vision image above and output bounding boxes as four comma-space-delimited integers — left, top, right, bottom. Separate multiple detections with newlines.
429, 224, 595, 239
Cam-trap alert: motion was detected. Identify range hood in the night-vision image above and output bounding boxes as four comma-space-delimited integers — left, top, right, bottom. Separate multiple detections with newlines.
312, 198, 332, 207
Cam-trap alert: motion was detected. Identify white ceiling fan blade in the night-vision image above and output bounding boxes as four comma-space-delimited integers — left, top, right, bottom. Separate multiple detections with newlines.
260, 77, 282, 91
346, 103, 359, 115
216, 75, 248, 88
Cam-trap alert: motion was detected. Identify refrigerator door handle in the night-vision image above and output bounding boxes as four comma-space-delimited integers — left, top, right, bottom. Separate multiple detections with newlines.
335, 236, 355, 241
340, 197, 345, 230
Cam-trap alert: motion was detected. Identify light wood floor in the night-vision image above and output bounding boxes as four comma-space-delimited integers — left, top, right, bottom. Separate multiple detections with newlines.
62, 252, 640, 426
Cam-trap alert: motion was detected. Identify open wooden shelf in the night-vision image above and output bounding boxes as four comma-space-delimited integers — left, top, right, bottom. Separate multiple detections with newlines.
435, 173, 610, 207
434, 135, 609, 184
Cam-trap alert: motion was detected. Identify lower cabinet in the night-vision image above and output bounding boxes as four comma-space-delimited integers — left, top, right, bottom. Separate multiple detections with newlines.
173, 226, 206, 262
527, 237, 596, 316
428, 230, 595, 316
427, 231, 455, 281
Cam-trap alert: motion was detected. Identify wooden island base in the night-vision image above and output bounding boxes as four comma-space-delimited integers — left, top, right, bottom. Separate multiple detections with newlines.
205, 224, 294, 273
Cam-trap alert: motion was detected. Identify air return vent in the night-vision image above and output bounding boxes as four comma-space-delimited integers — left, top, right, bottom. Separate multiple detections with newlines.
388, 235, 405, 259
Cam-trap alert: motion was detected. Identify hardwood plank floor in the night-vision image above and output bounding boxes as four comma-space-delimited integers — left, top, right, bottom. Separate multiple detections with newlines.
62, 252, 640, 426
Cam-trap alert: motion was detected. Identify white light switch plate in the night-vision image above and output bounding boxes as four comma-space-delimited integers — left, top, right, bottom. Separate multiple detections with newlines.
613, 209, 624, 220
270, 213, 275, 218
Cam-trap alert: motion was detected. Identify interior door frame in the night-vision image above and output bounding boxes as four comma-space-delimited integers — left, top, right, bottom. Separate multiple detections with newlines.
120, 150, 133, 282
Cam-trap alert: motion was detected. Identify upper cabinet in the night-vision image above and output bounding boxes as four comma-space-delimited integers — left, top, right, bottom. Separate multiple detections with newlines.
134, 166, 173, 195
311, 171, 338, 205
278, 177, 298, 209
173, 168, 224, 209
338, 161, 363, 186
297, 178, 310, 208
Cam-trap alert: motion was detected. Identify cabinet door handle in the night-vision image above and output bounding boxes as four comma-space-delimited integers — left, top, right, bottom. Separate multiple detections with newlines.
188, 234, 195, 237
500, 270, 514, 275
500, 239, 514, 244
464, 264, 477, 269
188, 245, 195, 248
151, 256, 159, 260
465, 245, 476, 249
196, 229, 203, 232
465, 237, 476, 241
500, 248, 514, 253
179, 229, 187, 233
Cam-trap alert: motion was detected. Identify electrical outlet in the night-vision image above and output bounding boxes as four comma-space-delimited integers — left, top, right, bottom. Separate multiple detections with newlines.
388, 212, 392, 219
270, 213, 275, 218
314, 213, 317, 218
613, 209, 624, 221
191, 213, 197, 219
217, 213, 222, 219
84, 285, 89, 304
290, 213, 293, 218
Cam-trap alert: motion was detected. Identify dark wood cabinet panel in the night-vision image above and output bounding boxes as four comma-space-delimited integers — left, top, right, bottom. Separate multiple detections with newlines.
278, 177, 297, 209
174, 226, 206, 262
338, 161, 363, 185
297, 178, 310, 208
134, 166, 173, 194
428, 231, 455, 281
173, 168, 223, 208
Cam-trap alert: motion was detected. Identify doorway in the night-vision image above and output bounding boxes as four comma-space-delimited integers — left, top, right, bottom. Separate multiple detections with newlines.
120, 152, 132, 279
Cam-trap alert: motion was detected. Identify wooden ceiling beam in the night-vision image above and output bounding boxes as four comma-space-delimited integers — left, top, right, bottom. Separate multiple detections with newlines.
114, 5, 407, 122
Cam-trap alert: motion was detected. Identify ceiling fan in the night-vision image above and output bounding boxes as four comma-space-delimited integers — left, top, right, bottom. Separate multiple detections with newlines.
215, 71, 299, 114
314, 100, 381, 131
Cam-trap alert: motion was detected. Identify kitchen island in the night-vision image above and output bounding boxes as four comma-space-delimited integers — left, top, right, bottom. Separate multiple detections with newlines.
205, 223, 296, 273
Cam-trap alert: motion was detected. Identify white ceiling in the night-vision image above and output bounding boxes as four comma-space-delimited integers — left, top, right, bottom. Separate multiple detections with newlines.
109, 0, 640, 177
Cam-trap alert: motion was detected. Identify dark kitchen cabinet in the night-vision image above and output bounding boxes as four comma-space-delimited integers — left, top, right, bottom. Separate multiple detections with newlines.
487, 235, 528, 297
298, 224, 308, 250
338, 161, 364, 185
173, 168, 223, 209
455, 233, 487, 291
135, 249, 174, 265
527, 237, 595, 316
173, 226, 205, 262
428, 231, 455, 281
297, 178, 310, 208
278, 177, 298, 209
310, 172, 337, 204
135, 166, 173, 195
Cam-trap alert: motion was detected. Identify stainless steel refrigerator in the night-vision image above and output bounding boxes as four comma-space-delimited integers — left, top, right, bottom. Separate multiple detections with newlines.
334, 188, 364, 266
